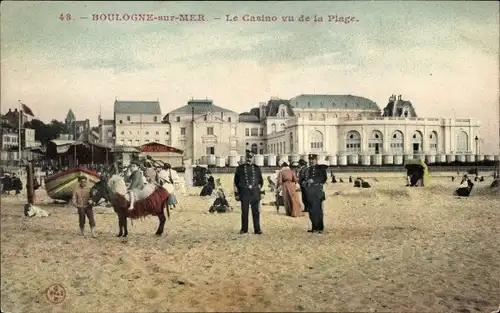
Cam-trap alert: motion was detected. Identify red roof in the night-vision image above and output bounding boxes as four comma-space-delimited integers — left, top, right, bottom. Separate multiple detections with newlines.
140, 142, 183, 154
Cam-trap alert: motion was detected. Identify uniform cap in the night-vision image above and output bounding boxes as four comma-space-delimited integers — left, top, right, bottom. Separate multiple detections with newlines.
308, 154, 318, 160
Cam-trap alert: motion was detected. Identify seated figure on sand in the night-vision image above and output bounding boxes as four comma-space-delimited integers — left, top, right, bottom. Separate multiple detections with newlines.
208, 188, 233, 213
454, 177, 474, 197
354, 177, 371, 188
199, 170, 216, 197
331, 173, 337, 183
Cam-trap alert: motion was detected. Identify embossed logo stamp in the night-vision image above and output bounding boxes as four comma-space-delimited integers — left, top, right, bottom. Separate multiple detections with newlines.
46, 283, 66, 304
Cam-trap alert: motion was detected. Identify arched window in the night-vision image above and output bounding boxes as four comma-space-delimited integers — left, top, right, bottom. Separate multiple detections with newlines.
280, 123, 286, 131
390, 130, 404, 154
271, 124, 276, 133
309, 113, 313, 120
310, 130, 324, 152
346, 130, 361, 154
319, 114, 325, 121
251, 143, 258, 154
456, 131, 468, 152
289, 132, 294, 153
368, 130, 383, 154
429, 131, 438, 153
412, 131, 423, 153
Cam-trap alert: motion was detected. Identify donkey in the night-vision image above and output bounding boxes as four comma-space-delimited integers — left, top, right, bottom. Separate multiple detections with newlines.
90, 175, 171, 237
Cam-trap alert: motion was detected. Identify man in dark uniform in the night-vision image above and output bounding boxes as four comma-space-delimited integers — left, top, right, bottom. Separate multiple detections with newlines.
300, 154, 328, 233
297, 159, 309, 212
233, 150, 263, 235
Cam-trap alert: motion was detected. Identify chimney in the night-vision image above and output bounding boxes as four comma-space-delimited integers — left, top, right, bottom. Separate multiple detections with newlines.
398, 95, 402, 100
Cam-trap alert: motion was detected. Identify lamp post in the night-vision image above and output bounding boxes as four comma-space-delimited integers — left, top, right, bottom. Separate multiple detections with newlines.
475, 136, 479, 156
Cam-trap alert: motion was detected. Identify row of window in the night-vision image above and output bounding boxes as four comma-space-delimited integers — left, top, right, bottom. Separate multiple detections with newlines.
269, 124, 285, 134
245, 128, 265, 137
1, 136, 18, 142
119, 130, 169, 136
118, 116, 159, 124
295, 101, 369, 108
174, 116, 233, 123
118, 139, 169, 146
268, 142, 287, 155
296, 113, 365, 120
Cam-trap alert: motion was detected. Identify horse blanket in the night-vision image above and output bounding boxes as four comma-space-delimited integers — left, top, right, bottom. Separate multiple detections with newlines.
115, 187, 170, 219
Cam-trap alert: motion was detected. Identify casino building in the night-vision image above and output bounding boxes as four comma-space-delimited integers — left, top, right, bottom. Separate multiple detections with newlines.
104, 93, 492, 167
162, 94, 488, 166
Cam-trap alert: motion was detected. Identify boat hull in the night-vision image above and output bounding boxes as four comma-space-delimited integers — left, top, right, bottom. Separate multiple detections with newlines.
44, 168, 101, 202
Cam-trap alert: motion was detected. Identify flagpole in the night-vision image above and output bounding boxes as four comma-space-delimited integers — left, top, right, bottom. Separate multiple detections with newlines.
18, 100, 22, 175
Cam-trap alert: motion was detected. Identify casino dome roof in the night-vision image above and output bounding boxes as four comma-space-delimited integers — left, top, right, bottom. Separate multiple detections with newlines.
290, 94, 380, 110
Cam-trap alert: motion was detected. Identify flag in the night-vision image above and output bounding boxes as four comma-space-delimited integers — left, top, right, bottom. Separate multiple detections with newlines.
20, 102, 35, 117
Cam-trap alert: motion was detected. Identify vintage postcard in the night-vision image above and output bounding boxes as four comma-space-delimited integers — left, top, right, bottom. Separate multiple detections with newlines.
1, 1, 499, 312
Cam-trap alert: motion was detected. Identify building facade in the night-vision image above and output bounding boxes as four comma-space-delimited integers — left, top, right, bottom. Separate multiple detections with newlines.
165, 94, 481, 161
102, 94, 482, 163
0, 127, 19, 150
113, 100, 171, 147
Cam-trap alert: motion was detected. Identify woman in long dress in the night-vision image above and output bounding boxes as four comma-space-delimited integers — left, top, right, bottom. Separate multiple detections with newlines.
158, 163, 178, 209
277, 162, 303, 217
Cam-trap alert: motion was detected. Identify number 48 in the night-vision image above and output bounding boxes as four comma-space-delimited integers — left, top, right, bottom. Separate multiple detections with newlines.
59, 13, 72, 21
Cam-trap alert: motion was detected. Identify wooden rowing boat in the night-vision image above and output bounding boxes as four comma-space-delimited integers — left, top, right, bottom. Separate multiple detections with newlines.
44, 167, 101, 202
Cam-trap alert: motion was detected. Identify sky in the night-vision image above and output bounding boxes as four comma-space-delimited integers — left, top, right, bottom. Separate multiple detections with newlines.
1, 1, 499, 154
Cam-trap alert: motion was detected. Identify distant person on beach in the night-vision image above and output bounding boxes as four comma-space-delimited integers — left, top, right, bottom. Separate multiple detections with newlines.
300, 154, 327, 233
208, 188, 232, 213
277, 162, 303, 217
10, 173, 22, 195
233, 150, 263, 235
71, 176, 96, 237
297, 159, 309, 213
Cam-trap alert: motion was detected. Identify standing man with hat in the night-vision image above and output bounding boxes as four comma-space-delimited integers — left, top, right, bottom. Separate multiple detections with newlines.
233, 150, 264, 235
71, 175, 96, 237
297, 158, 309, 213
300, 154, 328, 233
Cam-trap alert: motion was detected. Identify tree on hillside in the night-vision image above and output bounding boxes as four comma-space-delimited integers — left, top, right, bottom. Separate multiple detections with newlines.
23, 119, 68, 145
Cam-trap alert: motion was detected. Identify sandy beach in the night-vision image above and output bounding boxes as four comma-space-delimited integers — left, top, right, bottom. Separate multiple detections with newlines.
1, 171, 499, 312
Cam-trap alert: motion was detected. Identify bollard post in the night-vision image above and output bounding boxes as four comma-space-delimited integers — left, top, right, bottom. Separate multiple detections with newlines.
26, 163, 34, 204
